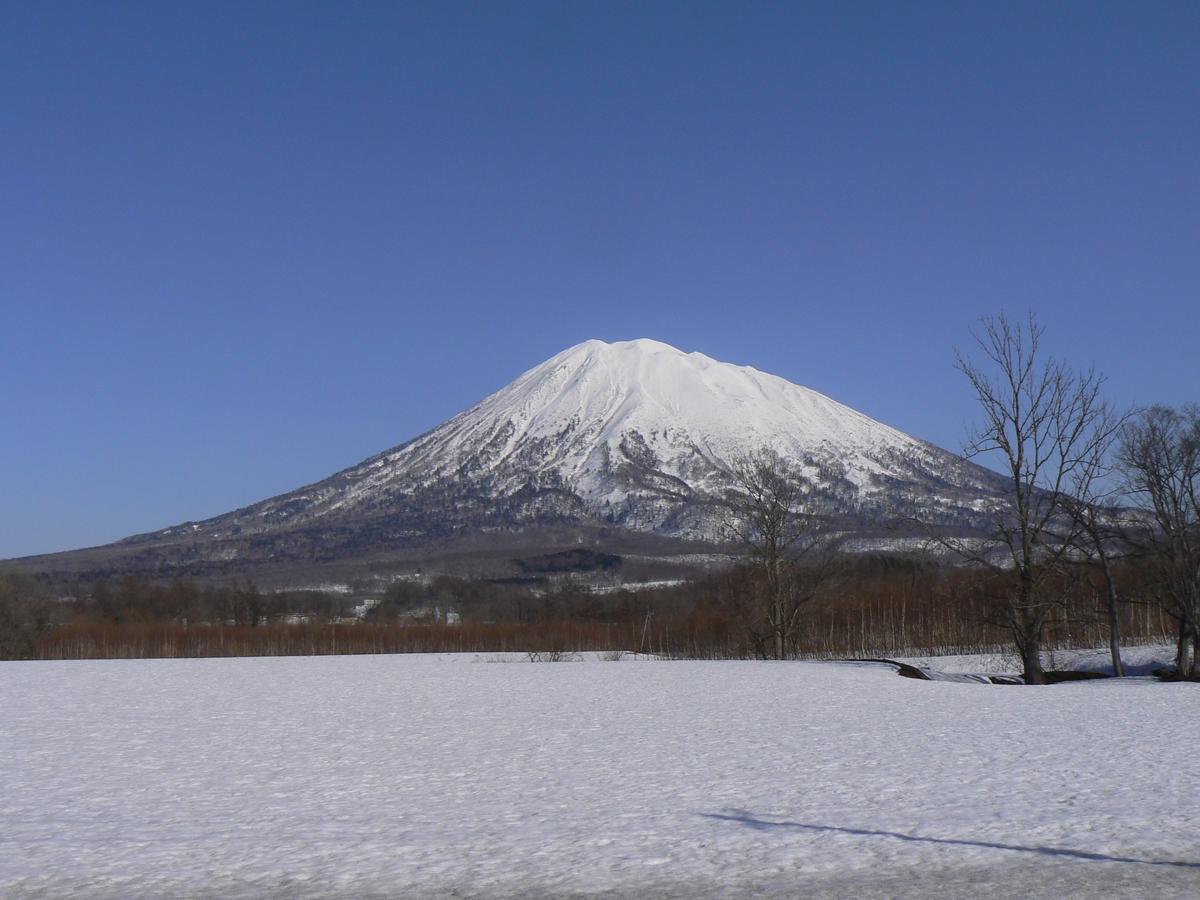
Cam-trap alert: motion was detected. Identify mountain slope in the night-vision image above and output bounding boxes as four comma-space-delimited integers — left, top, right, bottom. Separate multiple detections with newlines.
15, 339, 1006, 581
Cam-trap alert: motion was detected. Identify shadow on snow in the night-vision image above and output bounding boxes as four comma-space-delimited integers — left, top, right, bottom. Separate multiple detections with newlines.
702, 810, 1200, 869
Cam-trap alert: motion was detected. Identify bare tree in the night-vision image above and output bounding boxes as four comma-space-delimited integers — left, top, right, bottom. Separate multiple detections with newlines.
1116, 404, 1200, 678
948, 312, 1114, 684
1062, 403, 1130, 675
723, 449, 839, 659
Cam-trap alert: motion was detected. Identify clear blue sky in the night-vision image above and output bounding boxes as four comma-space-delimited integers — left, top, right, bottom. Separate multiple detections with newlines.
2, 1, 1197, 557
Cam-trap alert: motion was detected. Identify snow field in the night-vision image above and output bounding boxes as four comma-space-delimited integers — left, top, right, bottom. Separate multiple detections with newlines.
2, 653, 1198, 898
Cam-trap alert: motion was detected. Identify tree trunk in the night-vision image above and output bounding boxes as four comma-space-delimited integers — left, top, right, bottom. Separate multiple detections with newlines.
1105, 584, 1124, 677
1189, 590, 1200, 678
1175, 619, 1192, 677
1020, 636, 1045, 685
1094, 552, 1124, 677
773, 591, 784, 661
1185, 618, 1199, 678
1017, 570, 1046, 685
769, 549, 785, 660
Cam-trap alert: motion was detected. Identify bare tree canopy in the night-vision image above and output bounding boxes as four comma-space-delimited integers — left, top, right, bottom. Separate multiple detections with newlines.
1061, 402, 1131, 676
1116, 404, 1200, 677
723, 449, 839, 659
951, 312, 1117, 684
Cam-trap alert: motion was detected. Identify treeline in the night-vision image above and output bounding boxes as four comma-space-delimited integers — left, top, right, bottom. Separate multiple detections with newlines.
0, 553, 1174, 661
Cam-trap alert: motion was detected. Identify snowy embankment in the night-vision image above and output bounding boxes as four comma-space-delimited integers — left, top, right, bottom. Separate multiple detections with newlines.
2, 654, 1198, 898
895, 643, 1177, 678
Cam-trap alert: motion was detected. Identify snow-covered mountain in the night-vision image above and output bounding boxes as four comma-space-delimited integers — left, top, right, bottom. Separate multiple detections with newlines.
20, 338, 1005, 581
152, 338, 999, 543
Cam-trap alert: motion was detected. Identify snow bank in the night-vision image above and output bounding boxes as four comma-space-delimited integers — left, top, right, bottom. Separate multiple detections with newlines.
896, 643, 1178, 678
3, 654, 1197, 898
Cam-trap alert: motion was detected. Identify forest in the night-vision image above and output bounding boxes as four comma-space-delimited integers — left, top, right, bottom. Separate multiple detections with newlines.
0, 549, 1178, 666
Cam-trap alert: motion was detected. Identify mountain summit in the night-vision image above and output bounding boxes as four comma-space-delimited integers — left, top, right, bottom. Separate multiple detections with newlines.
18, 339, 1004, 581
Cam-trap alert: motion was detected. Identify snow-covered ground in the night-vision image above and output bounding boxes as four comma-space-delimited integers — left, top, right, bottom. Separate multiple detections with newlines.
2, 652, 1198, 898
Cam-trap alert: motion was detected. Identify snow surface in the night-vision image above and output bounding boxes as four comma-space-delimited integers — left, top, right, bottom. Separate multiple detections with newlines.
3, 653, 1198, 898
369, 338, 926, 499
